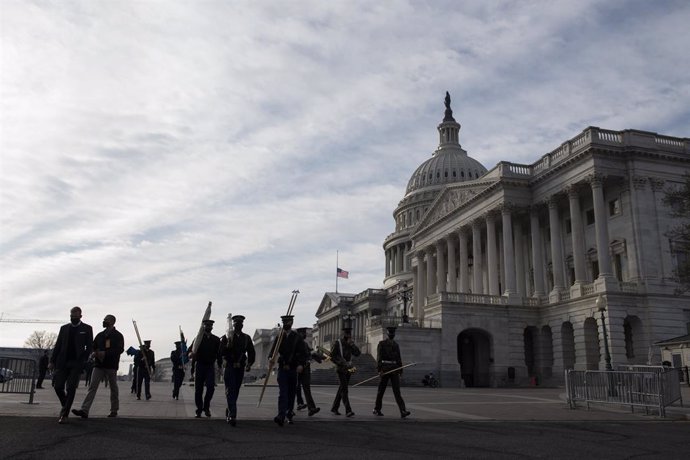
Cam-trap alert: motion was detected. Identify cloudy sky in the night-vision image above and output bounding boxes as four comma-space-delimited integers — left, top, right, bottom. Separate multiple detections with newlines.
1, 0, 689, 368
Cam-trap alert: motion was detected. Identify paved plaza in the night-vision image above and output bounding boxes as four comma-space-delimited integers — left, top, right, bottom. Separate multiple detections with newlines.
1, 382, 689, 459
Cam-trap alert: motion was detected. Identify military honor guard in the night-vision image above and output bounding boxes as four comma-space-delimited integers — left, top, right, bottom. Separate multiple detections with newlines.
330, 326, 360, 417
135, 340, 155, 400
271, 315, 307, 426
170, 341, 186, 400
295, 327, 321, 416
373, 327, 411, 418
220, 315, 256, 426
190, 319, 222, 417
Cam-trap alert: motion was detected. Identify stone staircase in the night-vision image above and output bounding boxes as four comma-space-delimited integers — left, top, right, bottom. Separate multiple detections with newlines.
310, 353, 380, 386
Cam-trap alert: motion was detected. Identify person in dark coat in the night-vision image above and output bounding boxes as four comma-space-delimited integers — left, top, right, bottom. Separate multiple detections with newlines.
190, 319, 221, 418
49, 306, 93, 424
330, 326, 360, 417
373, 327, 411, 418
219, 315, 255, 426
170, 341, 186, 400
295, 327, 321, 416
135, 340, 155, 400
36, 350, 49, 389
72, 314, 125, 418
271, 315, 306, 426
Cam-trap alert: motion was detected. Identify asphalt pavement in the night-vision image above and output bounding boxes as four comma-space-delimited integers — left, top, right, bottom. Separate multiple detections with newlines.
0, 381, 688, 459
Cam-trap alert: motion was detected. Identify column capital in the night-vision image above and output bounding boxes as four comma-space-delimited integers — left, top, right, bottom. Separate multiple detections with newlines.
548, 195, 560, 209
649, 177, 665, 192
587, 172, 607, 188
498, 201, 518, 214
564, 183, 584, 199
632, 175, 647, 190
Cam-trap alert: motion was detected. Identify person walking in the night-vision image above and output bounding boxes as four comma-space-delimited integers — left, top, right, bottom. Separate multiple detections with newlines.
190, 319, 221, 418
170, 341, 186, 400
373, 327, 411, 419
219, 315, 255, 426
135, 340, 155, 400
49, 306, 93, 424
330, 326, 360, 417
295, 327, 321, 416
36, 350, 49, 389
72, 314, 125, 419
271, 315, 306, 426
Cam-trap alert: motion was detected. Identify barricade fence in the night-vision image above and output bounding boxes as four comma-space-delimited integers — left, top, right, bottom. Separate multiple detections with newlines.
565, 368, 683, 417
0, 356, 37, 403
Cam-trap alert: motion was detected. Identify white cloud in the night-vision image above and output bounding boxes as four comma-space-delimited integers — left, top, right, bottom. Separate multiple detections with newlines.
1, 0, 689, 363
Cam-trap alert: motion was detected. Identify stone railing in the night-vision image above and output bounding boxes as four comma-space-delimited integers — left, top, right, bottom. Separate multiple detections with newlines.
582, 283, 595, 296
496, 127, 688, 180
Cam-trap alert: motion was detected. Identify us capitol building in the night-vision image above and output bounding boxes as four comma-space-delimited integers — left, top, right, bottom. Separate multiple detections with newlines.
310, 94, 690, 387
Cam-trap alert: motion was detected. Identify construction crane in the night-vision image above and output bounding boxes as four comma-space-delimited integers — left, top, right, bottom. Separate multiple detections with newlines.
0, 313, 62, 324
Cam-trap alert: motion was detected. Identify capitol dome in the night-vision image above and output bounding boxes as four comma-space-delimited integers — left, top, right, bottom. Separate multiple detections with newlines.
405, 92, 487, 195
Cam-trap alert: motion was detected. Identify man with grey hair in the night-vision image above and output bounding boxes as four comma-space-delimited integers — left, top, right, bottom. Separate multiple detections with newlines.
72, 314, 124, 419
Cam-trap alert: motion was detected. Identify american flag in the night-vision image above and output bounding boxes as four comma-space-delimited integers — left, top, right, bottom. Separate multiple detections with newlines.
337, 267, 349, 279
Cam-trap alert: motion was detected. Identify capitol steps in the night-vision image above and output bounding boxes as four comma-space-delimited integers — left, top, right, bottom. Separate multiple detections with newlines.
309, 353, 380, 386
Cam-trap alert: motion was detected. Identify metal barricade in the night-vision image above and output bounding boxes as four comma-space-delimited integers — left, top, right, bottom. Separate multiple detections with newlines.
0, 356, 37, 403
566, 368, 683, 417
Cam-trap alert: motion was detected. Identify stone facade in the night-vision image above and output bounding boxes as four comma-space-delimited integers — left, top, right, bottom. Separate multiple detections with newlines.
314, 97, 690, 387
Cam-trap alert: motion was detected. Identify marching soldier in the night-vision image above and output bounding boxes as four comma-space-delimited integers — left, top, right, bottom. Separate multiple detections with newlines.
135, 340, 155, 400
330, 326, 360, 417
271, 315, 307, 426
189, 319, 221, 417
220, 315, 256, 426
170, 341, 185, 400
296, 327, 321, 416
373, 327, 411, 418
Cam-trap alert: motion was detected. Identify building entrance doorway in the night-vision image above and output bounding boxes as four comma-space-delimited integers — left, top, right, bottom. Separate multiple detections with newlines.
457, 329, 492, 387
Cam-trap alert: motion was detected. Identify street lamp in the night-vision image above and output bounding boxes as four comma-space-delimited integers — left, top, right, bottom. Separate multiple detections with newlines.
397, 282, 413, 324
342, 309, 355, 331
596, 295, 613, 371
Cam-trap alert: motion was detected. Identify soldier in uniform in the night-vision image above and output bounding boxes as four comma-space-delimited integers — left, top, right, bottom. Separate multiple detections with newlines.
170, 341, 185, 400
220, 315, 256, 426
271, 315, 306, 426
373, 327, 411, 418
190, 319, 221, 417
295, 327, 321, 416
135, 340, 155, 400
330, 326, 360, 417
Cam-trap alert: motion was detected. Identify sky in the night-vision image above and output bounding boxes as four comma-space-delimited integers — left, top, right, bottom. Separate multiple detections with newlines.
1, 0, 689, 370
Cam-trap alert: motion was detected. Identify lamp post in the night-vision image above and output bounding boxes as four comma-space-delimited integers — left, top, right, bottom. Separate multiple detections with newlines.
596, 295, 613, 371
342, 309, 355, 333
397, 282, 413, 324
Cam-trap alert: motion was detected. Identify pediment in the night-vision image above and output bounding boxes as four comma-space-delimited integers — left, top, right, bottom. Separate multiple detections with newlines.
416, 183, 493, 231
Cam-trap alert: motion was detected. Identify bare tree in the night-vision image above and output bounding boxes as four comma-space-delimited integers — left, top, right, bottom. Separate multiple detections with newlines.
24, 330, 58, 350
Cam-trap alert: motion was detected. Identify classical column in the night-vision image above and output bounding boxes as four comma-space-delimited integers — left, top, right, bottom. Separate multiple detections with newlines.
414, 257, 426, 320
472, 220, 483, 294
447, 234, 457, 293
501, 205, 517, 296
530, 207, 546, 297
385, 249, 391, 277
486, 213, 499, 296
548, 196, 565, 292
590, 174, 613, 278
436, 240, 446, 293
514, 221, 526, 297
426, 247, 435, 302
459, 228, 469, 292
567, 186, 586, 283
397, 244, 404, 273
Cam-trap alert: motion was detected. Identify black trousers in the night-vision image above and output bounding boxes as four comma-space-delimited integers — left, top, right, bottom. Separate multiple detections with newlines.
37, 368, 47, 388
136, 368, 151, 398
297, 366, 316, 410
172, 368, 185, 398
53, 363, 82, 417
374, 371, 407, 413
194, 362, 216, 412
331, 371, 352, 412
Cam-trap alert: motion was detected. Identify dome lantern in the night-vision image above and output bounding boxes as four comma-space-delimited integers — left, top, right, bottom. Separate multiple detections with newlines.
437, 91, 461, 151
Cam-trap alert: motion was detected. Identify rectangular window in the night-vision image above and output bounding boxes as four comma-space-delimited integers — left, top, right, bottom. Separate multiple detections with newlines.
609, 198, 621, 216
565, 219, 572, 234
586, 209, 595, 225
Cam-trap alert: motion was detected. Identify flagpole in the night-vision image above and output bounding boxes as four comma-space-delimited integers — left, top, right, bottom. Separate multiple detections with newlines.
336, 250, 339, 293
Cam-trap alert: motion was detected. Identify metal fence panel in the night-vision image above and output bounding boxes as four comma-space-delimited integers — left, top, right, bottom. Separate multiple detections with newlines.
0, 356, 37, 403
565, 368, 682, 417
